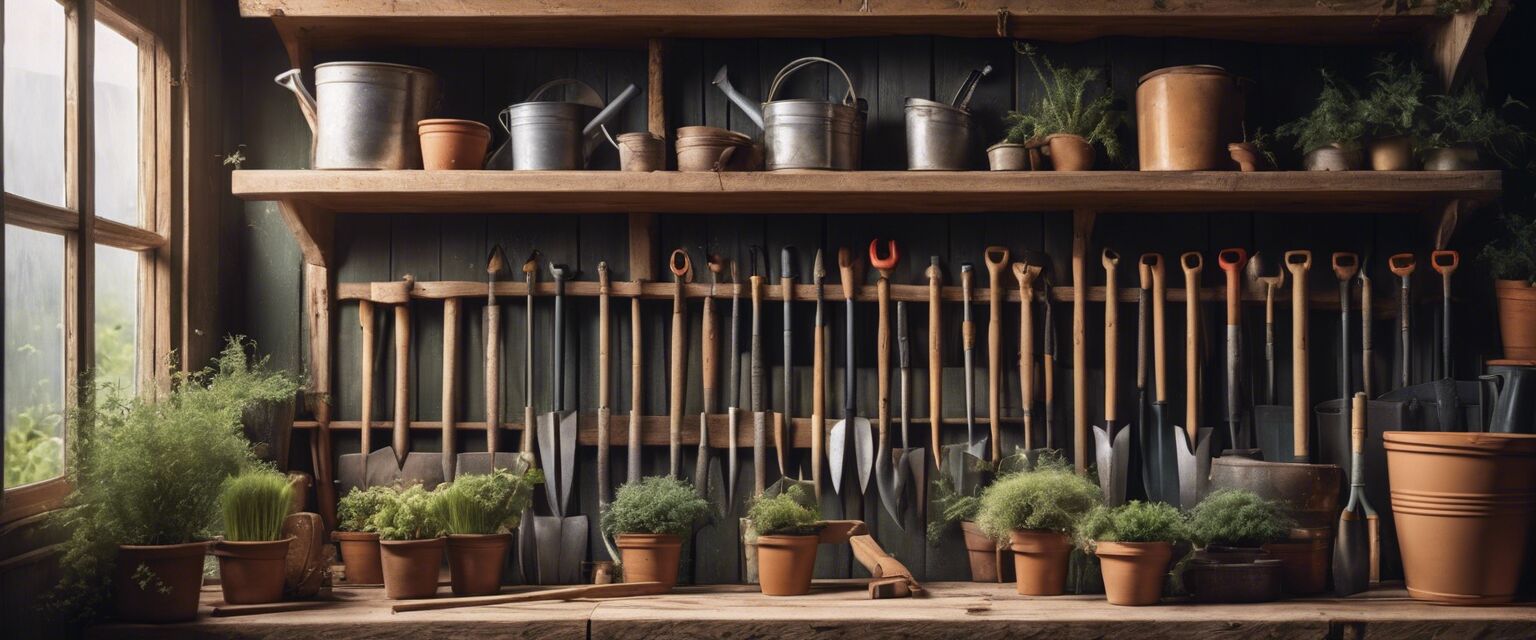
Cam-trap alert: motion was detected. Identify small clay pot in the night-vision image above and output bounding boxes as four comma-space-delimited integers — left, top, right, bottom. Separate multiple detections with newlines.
212, 538, 292, 605
1367, 135, 1414, 170
1095, 541, 1173, 606
960, 520, 1015, 582
113, 541, 209, 623
1422, 146, 1481, 171
677, 126, 755, 172
1302, 144, 1363, 171
446, 533, 510, 596
1262, 528, 1331, 595
1046, 134, 1095, 171
615, 533, 683, 587
615, 132, 665, 172
1008, 529, 1073, 596
986, 143, 1030, 171
756, 534, 819, 596
331, 530, 384, 584
1495, 280, 1536, 360
380, 537, 445, 600
418, 119, 491, 170
1227, 142, 1272, 172
1183, 558, 1284, 603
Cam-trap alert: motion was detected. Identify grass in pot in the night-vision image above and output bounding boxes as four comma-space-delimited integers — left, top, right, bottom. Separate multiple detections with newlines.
1002, 43, 1121, 172
436, 467, 541, 596
929, 475, 1010, 582
1420, 85, 1528, 170
1480, 212, 1536, 359
1358, 54, 1424, 171
1183, 489, 1291, 603
1077, 501, 1187, 606
601, 477, 712, 588
333, 486, 394, 584
1278, 69, 1366, 171
746, 485, 823, 596
213, 469, 294, 604
975, 467, 1101, 595
371, 485, 446, 600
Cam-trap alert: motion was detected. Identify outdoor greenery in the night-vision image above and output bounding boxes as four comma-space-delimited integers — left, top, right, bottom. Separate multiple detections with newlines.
1187, 489, 1294, 548
437, 467, 542, 535
1422, 85, 1529, 165
4, 401, 63, 486
1358, 54, 1425, 139
601, 476, 712, 538
1479, 212, 1536, 284
369, 485, 446, 541
1002, 43, 1122, 160
1076, 501, 1188, 548
220, 469, 293, 542
746, 485, 821, 538
975, 467, 1101, 541
1277, 70, 1366, 153
337, 486, 396, 533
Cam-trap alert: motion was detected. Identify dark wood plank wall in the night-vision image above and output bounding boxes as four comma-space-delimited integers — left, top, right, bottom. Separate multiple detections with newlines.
220, 16, 1520, 585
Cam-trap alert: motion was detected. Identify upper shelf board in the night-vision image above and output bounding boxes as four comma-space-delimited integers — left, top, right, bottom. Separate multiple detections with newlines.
231, 170, 1500, 215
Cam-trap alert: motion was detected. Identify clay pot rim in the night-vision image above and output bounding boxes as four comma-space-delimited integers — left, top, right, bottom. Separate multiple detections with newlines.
379, 537, 447, 548
117, 540, 211, 554
1044, 132, 1090, 144
418, 118, 490, 132
332, 530, 380, 541
212, 537, 292, 560
1137, 64, 1238, 85
615, 532, 684, 543
1007, 529, 1072, 552
1494, 279, 1536, 290
445, 532, 512, 547
755, 534, 819, 546
1384, 430, 1536, 453
615, 131, 664, 142
1094, 540, 1174, 557
676, 136, 750, 147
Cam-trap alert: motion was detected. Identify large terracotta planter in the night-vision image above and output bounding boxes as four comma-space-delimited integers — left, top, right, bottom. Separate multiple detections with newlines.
1008, 529, 1072, 596
756, 534, 818, 596
418, 119, 491, 170
1095, 541, 1173, 606
1136, 65, 1245, 171
1262, 528, 1331, 595
380, 538, 445, 600
616, 533, 683, 588
1495, 280, 1536, 360
112, 541, 209, 623
1367, 135, 1414, 171
1385, 431, 1536, 604
331, 530, 383, 584
446, 533, 510, 596
1046, 134, 1094, 171
212, 538, 291, 605
960, 520, 1014, 582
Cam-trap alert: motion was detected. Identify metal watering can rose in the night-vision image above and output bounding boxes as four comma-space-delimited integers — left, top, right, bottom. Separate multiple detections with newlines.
715, 57, 866, 171
487, 79, 639, 171
275, 62, 439, 170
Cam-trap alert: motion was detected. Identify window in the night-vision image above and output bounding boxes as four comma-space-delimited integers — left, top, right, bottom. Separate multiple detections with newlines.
4, 0, 168, 517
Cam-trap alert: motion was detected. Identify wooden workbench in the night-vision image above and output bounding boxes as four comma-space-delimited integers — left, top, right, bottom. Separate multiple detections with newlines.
91, 582, 1536, 639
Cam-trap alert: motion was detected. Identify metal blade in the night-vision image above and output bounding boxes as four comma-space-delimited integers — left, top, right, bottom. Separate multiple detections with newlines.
695, 412, 711, 496
559, 515, 589, 585
874, 437, 900, 526
398, 452, 445, 489
1174, 427, 1214, 510
364, 447, 404, 488
559, 410, 578, 515
1333, 510, 1370, 596
1092, 424, 1121, 506
1141, 402, 1179, 504
852, 416, 874, 493
454, 451, 523, 478
537, 412, 562, 515
828, 418, 847, 495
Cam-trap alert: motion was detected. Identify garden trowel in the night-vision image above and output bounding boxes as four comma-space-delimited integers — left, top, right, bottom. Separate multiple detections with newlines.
351, 276, 444, 490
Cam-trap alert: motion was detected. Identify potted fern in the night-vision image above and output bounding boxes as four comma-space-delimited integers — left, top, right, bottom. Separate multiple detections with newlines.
999, 44, 1121, 171
213, 469, 294, 604
746, 485, 822, 596
1077, 501, 1187, 606
1358, 54, 1425, 170
333, 486, 394, 584
976, 467, 1101, 596
1183, 489, 1292, 603
1480, 212, 1536, 359
1227, 125, 1277, 172
1420, 85, 1529, 170
436, 467, 541, 596
371, 485, 447, 600
601, 477, 712, 588
1277, 70, 1366, 171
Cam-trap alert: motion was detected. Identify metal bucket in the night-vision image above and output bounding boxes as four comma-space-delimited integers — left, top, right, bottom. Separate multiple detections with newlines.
905, 98, 972, 170
763, 57, 864, 171
489, 79, 639, 171
275, 62, 439, 170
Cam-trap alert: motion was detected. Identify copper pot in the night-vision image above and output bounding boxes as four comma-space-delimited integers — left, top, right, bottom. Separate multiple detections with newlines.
1495, 280, 1536, 359
1046, 134, 1095, 172
1137, 65, 1247, 171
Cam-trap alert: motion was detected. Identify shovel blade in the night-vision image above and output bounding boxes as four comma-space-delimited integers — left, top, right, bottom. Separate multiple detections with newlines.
1174, 427, 1214, 511
1141, 403, 1180, 505
1092, 423, 1131, 506
828, 420, 848, 495
1333, 510, 1370, 596
399, 452, 445, 489
559, 411, 578, 515
694, 412, 712, 496
530, 514, 589, 585
907, 448, 927, 522
1253, 404, 1295, 463
852, 417, 875, 493
942, 445, 989, 495
537, 412, 562, 514
874, 446, 903, 528
364, 447, 404, 488
336, 453, 368, 496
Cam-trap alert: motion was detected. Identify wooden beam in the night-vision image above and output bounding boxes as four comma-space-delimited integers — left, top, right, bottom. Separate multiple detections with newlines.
275, 199, 333, 267
303, 262, 336, 528
67, 0, 97, 400
1425, 1, 1508, 91
629, 213, 656, 282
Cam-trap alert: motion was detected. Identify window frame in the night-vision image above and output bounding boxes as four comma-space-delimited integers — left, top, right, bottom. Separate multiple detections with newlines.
2, 0, 171, 522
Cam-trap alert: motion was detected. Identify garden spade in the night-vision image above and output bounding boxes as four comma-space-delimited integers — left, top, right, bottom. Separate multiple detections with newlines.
537, 263, 579, 517
456, 245, 523, 477
750, 247, 769, 496
518, 251, 540, 583
810, 250, 826, 500
1174, 252, 1214, 510
779, 247, 798, 479
984, 246, 1010, 463
1013, 259, 1045, 465
1388, 253, 1415, 391
838, 247, 876, 494
1093, 250, 1132, 506
668, 249, 692, 479
696, 254, 723, 497
1141, 254, 1180, 504
336, 299, 378, 496
1249, 252, 1294, 461
872, 239, 905, 525
1334, 391, 1378, 596
361, 276, 444, 490
1217, 248, 1254, 456
947, 263, 989, 492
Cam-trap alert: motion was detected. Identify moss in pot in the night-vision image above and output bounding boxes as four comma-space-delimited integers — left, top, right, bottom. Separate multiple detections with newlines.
1357, 54, 1425, 171
213, 470, 294, 605
1420, 86, 1528, 170
976, 467, 1102, 595
1278, 69, 1366, 171
436, 467, 541, 596
333, 486, 394, 584
601, 477, 712, 589
1078, 501, 1188, 606
1183, 490, 1292, 603
746, 486, 823, 596
1479, 212, 1536, 359
371, 485, 447, 600
1001, 43, 1122, 172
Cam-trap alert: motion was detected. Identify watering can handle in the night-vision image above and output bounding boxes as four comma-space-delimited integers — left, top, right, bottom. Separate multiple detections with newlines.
768, 57, 858, 106
525, 78, 605, 108
274, 69, 318, 134
1477, 373, 1503, 433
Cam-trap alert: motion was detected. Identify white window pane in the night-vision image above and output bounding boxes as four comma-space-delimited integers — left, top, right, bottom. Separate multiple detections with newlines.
94, 245, 139, 393
93, 20, 140, 226
4, 225, 66, 488
3, 0, 67, 206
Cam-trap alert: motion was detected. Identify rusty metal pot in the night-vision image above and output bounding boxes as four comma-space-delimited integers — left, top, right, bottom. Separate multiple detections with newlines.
1208, 456, 1343, 530
1136, 65, 1247, 171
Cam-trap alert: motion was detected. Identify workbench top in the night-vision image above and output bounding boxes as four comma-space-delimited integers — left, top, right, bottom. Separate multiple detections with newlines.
90, 581, 1536, 639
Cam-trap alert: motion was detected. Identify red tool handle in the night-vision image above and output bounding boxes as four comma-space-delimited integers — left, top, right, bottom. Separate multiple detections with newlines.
1217, 248, 1248, 326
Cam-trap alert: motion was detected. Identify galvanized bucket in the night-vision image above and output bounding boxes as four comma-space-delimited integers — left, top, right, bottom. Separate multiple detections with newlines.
905, 98, 972, 170
275, 62, 439, 170
763, 57, 864, 171
488, 79, 639, 171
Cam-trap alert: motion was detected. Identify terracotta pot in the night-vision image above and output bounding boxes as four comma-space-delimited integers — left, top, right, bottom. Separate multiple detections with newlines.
616, 533, 683, 587
446, 533, 510, 596
1095, 541, 1173, 606
986, 142, 1030, 171
1008, 529, 1073, 596
212, 538, 291, 605
1302, 144, 1363, 171
615, 132, 665, 172
418, 119, 491, 170
1422, 146, 1481, 171
960, 520, 1015, 582
676, 126, 754, 172
1136, 65, 1246, 171
1183, 558, 1284, 603
1367, 135, 1414, 171
331, 530, 384, 584
1046, 134, 1095, 171
1384, 431, 1536, 604
1262, 528, 1331, 595
756, 534, 818, 596
1495, 280, 1536, 360
112, 541, 209, 623
380, 538, 445, 600
1227, 142, 1272, 172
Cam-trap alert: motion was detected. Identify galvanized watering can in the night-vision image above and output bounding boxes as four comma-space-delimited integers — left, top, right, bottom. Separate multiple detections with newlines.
487, 79, 639, 171
275, 62, 439, 170
714, 57, 866, 171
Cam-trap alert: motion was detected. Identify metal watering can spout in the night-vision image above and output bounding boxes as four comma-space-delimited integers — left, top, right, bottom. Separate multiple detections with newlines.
712, 65, 765, 129
274, 69, 318, 134
581, 83, 641, 161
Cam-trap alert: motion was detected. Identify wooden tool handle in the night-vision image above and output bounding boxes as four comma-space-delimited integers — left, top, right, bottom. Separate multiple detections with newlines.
392, 582, 671, 614
485, 301, 501, 454
600, 263, 611, 409
1017, 268, 1035, 447
1361, 269, 1373, 398
1181, 252, 1202, 435
812, 318, 825, 496
359, 301, 375, 458
1388, 253, 1416, 278
442, 298, 460, 479
961, 266, 975, 350
670, 277, 687, 478
1218, 248, 1247, 326
629, 297, 643, 484
987, 248, 1007, 461
701, 278, 716, 413
1332, 252, 1360, 281
927, 260, 943, 468
1102, 249, 1119, 420
1285, 250, 1311, 461
393, 299, 411, 463
877, 277, 891, 435
839, 247, 856, 301
1144, 254, 1167, 403
1351, 391, 1366, 454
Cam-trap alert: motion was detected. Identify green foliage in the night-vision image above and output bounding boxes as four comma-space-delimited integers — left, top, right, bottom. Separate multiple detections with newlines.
1187, 489, 1294, 548
437, 467, 542, 535
601, 476, 712, 537
1479, 212, 1536, 284
1277, 69, 1366, 153
5, 402, 63, 486
925, 476, 982, 546
220, 469, 293, 542
1239, 124, 1279, 168
1383, 0, 1495, 16
370, 485, 446, 541
1422, 85, 1529, 165
337, 486, 396, 533
975, 468, 1101, 541
1076, 501, 1188, 548
1002, 43, 1122, 160
1358, 54, 1425, 138
746, 485, 821, 538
